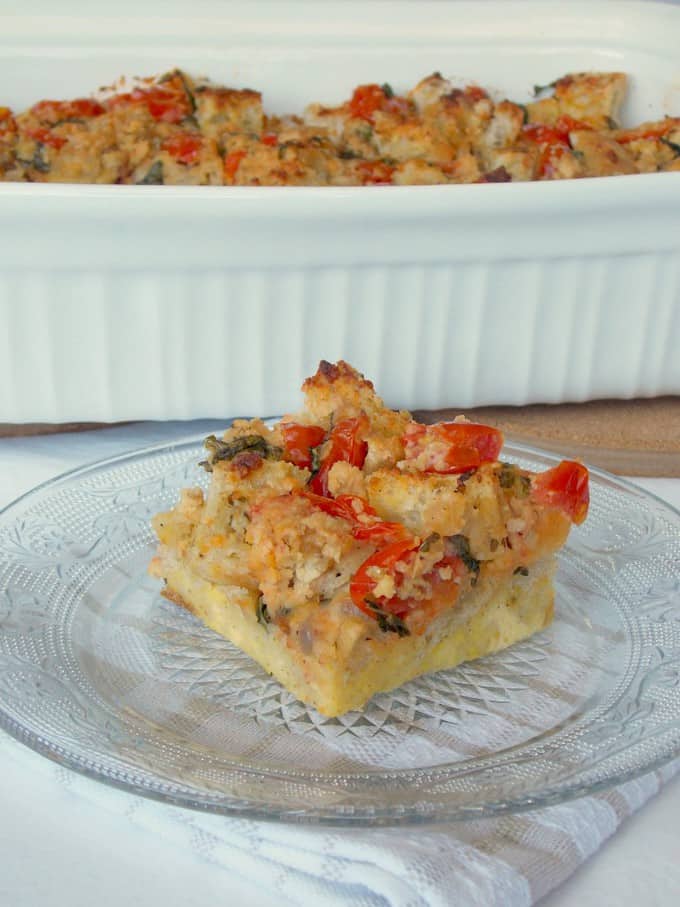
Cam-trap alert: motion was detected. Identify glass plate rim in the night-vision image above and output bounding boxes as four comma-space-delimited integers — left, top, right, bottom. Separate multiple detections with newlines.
0, 432, 679, 826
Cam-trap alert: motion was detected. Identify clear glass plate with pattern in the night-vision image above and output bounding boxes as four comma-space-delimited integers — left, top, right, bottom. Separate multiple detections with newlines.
0, 437, 679, 826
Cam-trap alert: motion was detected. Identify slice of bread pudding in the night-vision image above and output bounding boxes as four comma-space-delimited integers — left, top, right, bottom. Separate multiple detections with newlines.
150, 361, 588, 716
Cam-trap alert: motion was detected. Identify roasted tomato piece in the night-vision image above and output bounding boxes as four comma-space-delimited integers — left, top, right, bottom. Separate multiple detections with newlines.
281, 423, 326, 470
349, 84, 389, 121
531, 460, 589, 524
403, 421, 504, 474
356, 160, 395, 185
301, 491, 372, 523
261, 132, 278, 146
301, 492, 411, 546
349, 538, 420, 623
308, 415, 369, 496
348, 83, 411, 122
24, 126, 67, 150
30, 98, 105, 123
107, 85, 189, 124
223, 150, 246, 181
161, 132, 203, 165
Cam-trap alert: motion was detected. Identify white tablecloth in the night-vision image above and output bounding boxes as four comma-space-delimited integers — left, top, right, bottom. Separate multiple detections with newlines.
1, 422, 679, 906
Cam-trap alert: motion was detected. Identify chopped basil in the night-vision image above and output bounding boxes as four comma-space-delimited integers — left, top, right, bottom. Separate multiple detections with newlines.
309, 443, 323, 477
256, 596, 271, 626
497, 463, 531, 498
364, 599, 410, 637
419, 532, 441, 553
199, 433, 283, 472
445, 534, 480, 580
514, 566, 529, 576
20, 142, 51, 173
532, 80, 557, 97
661, 136, 680, 156
381, 83, 394, 98
357, 124, 374, 142
136, 160, 164, 185
177, 70, 197, 113
518, 103, 529, 125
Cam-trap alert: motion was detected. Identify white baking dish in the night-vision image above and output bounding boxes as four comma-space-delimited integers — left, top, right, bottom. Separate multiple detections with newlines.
0, 0, 679, 422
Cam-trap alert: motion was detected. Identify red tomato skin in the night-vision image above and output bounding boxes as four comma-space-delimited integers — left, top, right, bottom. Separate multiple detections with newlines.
31, 98, 105, 122
349, 538, 419, 619
281, 423, 326, 469
307, 416, 369, 497
349, 84, 386, 121
301, 492, 411, 546
161, 133, 202, 165
24, 126, 67, 150
531, 460, 590, 524
403, 421, 503, 474
223, 150, 247, 181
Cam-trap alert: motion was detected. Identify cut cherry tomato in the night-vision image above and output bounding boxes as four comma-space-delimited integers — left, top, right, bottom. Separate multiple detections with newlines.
223, 150, 247, 181
403, 421, 503, 475
348, 84, 411, 123
24, 126, 66, 150
531, 460, 589, 525
107, 86, 188, 124
356, 160, 395, 185
162, 132, 203, 165
349, 84, 388, 121
352, 519, 412, 546
308, 415, 369, 497
302, 491, 412, 546
261, 132, 278, 146
30, 98, 105, 123
349, 538, 420, 620
523, 117, 591, 177
281, 423, 326, 469
523, 123, 570, 147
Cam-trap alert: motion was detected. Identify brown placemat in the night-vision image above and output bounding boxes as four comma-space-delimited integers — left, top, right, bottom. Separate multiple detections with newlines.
2, 398, 680, 476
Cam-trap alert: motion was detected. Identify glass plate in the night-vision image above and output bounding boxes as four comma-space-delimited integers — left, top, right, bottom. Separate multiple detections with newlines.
0, 438, 679, 826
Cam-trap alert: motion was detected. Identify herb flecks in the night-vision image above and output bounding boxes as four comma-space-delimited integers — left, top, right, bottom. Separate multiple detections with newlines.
419, 532, 441, 553
34, 143, 51, 173
514, 566, 530, 576
136, 160, 164, 185
200, 433, 283, 472
381, 83, 394, 99
661, 136, 680, 156
456, 468, 477, 492
445, 534, 480, 580
497, 463, 531, 498
364, 599, 410, 637
532, 79, 557, 97
256, 595, 271, 626
309, 443, 323, 478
